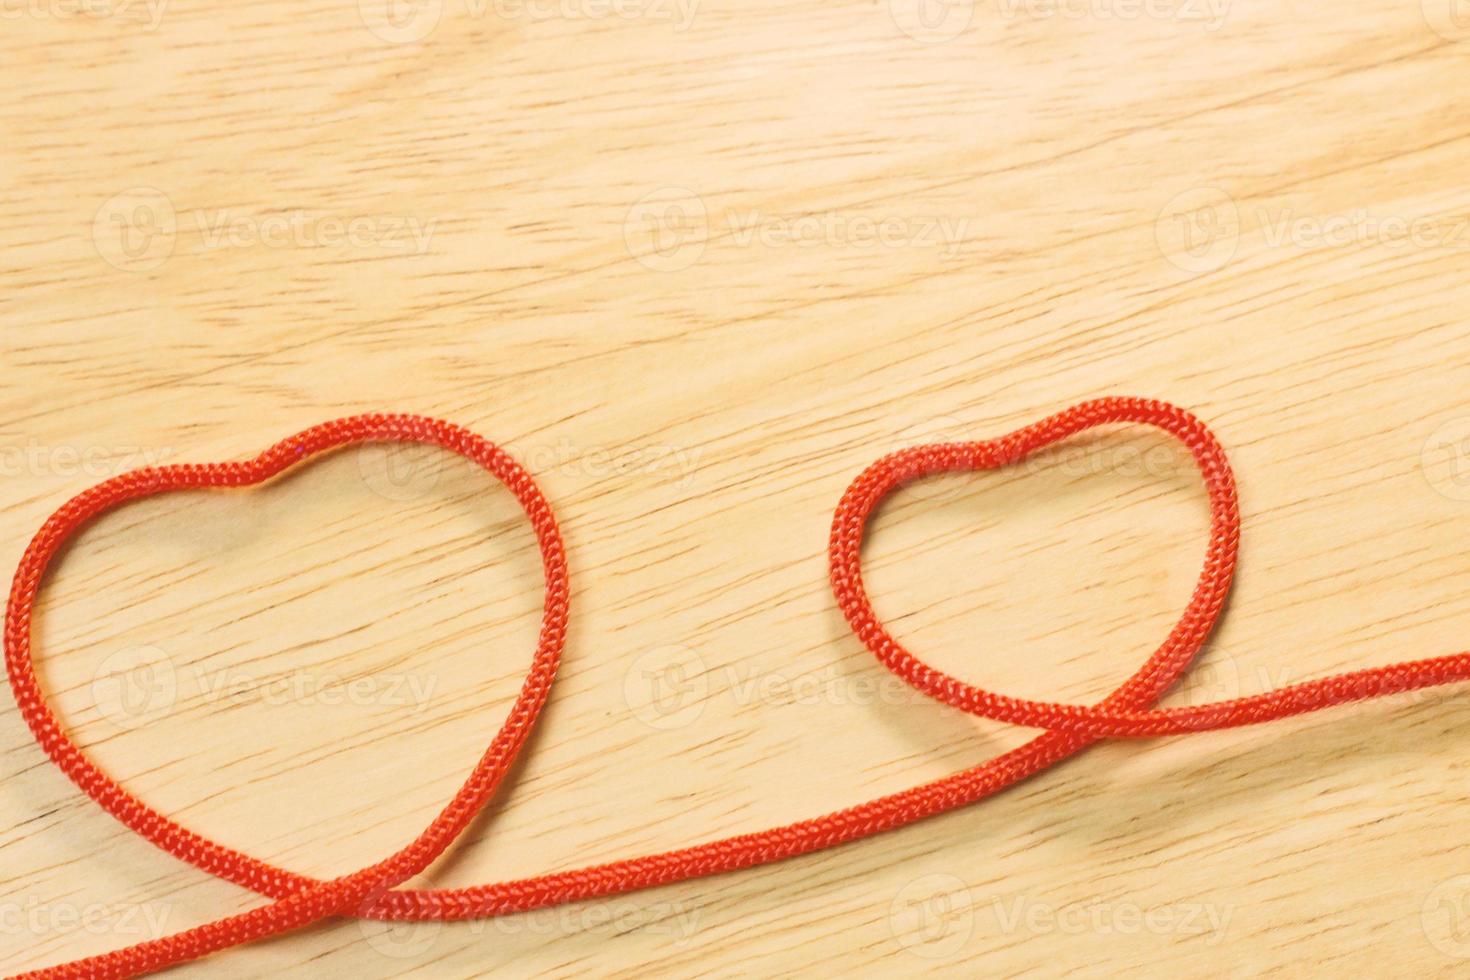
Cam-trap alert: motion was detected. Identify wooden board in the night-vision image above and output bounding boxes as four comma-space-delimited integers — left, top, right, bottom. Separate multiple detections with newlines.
3, 1, 1470, 975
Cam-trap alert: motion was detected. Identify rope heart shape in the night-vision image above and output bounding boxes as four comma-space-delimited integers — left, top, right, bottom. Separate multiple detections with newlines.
9, 398, 1470, 978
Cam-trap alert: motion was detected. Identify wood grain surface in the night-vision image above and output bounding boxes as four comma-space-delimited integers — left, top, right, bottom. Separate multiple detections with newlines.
4, 1, 1470, 975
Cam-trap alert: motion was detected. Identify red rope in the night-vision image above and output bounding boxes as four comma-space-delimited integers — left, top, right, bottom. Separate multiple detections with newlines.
6, 397, 1465, 977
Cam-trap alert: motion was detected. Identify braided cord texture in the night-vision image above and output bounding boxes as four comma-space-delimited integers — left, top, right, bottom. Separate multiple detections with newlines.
8, 398, 1466, 977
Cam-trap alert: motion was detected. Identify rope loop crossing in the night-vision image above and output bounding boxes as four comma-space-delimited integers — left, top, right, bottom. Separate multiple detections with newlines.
8, 398, 1466, 977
